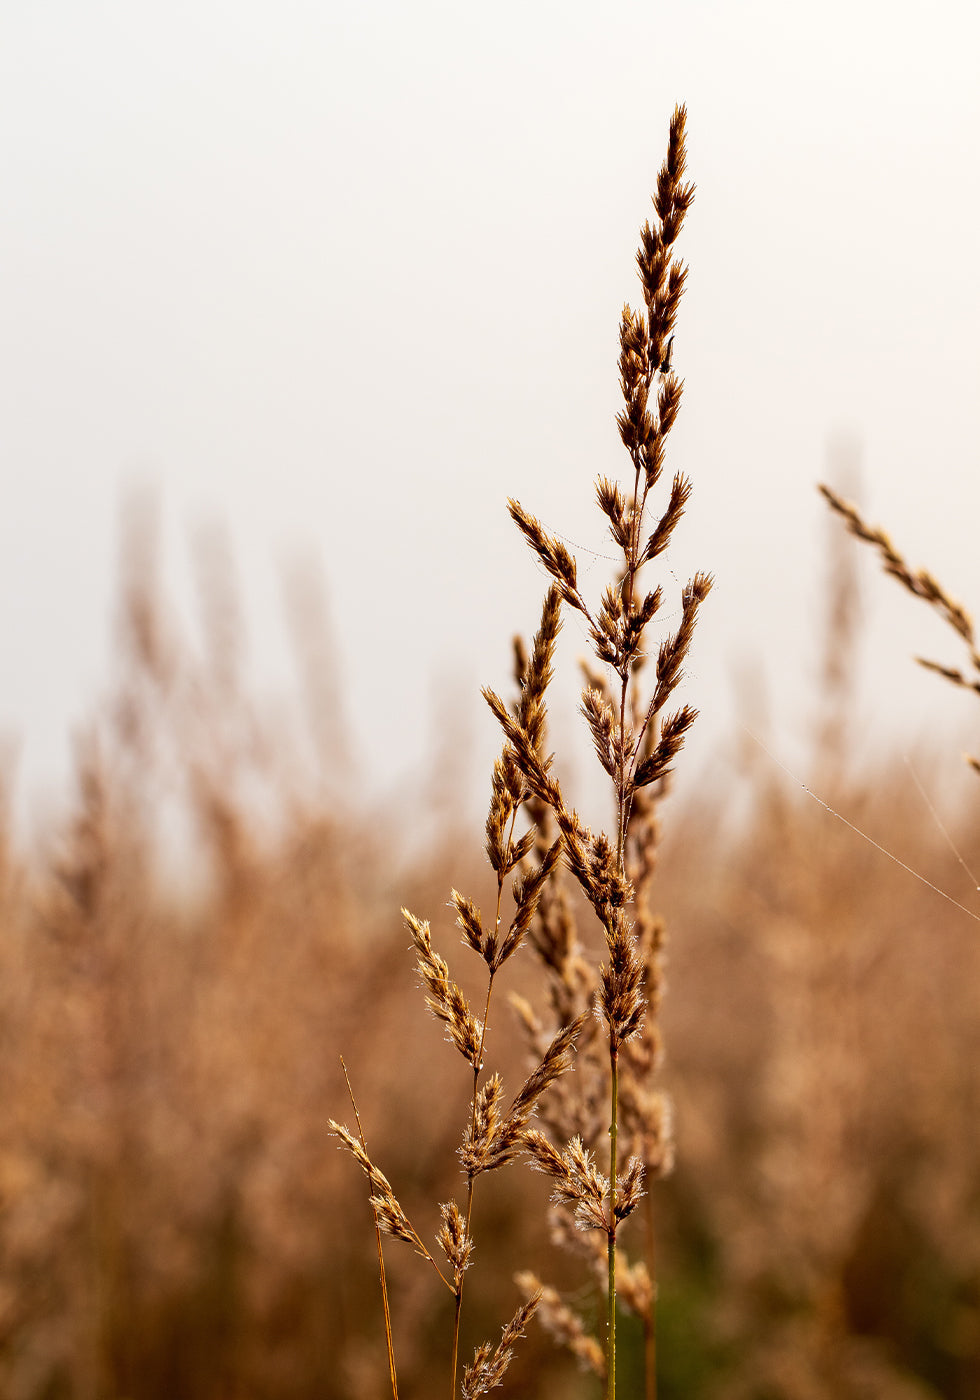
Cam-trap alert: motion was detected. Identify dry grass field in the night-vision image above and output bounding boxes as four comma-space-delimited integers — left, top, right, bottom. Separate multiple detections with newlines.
1, 502, 979, 1400
3, 113, 979, 1400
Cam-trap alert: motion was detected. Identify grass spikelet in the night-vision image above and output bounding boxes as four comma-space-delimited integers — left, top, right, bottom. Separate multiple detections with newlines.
437, 1201, 474, 1287
820, 481, 980, 764
515, 1275, 606, 1378
460, 1294, 542, 1400
327, 1120, 446, 1277
403, 909, 485, 1069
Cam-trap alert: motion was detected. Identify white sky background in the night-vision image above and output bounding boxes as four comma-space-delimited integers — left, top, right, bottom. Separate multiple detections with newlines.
2, 0, 979, 833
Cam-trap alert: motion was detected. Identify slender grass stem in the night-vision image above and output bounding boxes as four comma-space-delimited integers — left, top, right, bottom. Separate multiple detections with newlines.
607, 1044, 619, 1400
450, 1285, 464, 1399
341, 1057, 399, 1400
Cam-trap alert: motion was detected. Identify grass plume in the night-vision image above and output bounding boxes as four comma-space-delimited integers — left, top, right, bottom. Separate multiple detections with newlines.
333, 104, 708, 1398
485, 102, 709, 1399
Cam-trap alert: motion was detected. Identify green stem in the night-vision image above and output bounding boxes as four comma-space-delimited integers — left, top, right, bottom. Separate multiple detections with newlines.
450, 1282, 464, 1400
608, 1044, 619, 1400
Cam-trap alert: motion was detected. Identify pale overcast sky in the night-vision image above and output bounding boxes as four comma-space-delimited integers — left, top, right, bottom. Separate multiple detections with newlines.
2, 1, 979, 824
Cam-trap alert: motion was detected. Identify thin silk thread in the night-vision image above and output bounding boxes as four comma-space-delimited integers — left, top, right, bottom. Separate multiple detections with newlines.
742, 726, 980, 926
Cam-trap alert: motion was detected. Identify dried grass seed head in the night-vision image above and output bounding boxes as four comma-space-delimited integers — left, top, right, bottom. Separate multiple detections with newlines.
452, 887, 486, 959
403, 909, 484, 1068
614, 1155, 646, 1222
515, 1275, 606, 1378
633, 704, 699, 789
599, 917, 647, 1049
509, 1014, 585, 1122
460, 1294, 541, 1400
495, 837, 562, 969
642, 471, 693, 564
437, 1199, 474, 1282
596, 476, 631, 553
460, 1073, 520, 1176
820, 483, 976, 649
327, 1120, 424, 1254
517, 585, 563, 750
506, 499, 586, 615
522, 1128, 609, 1232
581, 687, 617, 780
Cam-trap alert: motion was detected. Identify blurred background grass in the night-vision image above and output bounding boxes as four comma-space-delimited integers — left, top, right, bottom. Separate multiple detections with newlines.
1, 507, 978, 1400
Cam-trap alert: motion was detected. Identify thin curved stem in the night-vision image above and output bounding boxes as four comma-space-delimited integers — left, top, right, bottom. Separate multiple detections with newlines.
341, 1057, 399, 1400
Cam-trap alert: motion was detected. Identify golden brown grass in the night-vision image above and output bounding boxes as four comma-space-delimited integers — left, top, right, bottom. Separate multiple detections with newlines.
2, 492, 979, 1399
330, 103, 709, 1400
1, 116, 979, 1400
820, 483, 980, 767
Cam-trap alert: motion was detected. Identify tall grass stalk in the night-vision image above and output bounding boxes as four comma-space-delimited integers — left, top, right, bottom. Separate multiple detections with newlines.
493, 101, 708, 1400
331, 104, 709, 1399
